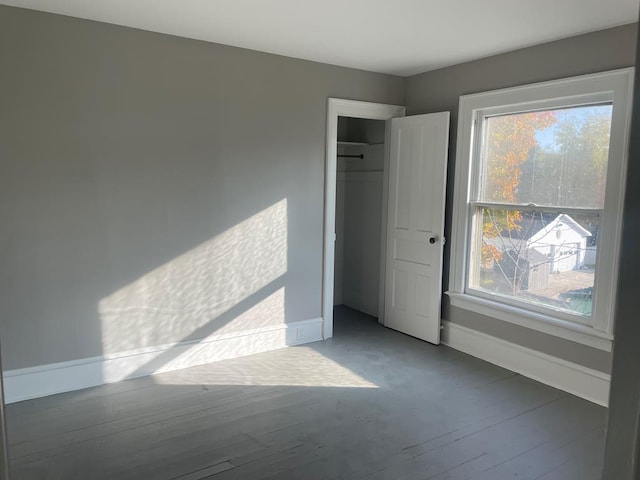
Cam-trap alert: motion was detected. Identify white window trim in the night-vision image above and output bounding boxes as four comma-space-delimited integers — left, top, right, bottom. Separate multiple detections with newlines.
447, 68, 634, 352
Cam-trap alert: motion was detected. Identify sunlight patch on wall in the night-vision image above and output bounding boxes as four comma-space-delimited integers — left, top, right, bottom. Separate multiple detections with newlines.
100, 288, 287, 381
99, 199, 288, 354
153, 345, 378, 389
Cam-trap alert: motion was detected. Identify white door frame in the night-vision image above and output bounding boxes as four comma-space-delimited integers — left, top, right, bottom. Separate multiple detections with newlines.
322, 98, 405, 339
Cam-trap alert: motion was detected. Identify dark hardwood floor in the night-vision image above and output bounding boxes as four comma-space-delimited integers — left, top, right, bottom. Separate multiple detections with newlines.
6, 306, 606, 479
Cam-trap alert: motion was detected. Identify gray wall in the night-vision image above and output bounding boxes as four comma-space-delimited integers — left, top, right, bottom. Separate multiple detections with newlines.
405, 23, 638, 373
0, 6, 404, 370
0, 3, 635, 378
603, 21, 640, 480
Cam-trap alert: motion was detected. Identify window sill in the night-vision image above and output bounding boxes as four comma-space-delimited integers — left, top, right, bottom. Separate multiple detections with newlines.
445, 291, 613, 351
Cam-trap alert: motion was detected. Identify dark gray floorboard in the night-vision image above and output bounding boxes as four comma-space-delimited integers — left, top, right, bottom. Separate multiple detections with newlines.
6, 306, 606, 479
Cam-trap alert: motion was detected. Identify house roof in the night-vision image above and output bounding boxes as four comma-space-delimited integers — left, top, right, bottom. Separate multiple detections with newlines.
502, 212, 592, 241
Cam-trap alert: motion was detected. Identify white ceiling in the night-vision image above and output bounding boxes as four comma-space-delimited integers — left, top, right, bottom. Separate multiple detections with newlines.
2, 0, 639, 76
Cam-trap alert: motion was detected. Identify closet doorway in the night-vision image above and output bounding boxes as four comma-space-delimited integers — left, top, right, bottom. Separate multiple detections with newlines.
322, 99, 404, 339
333, 116, 387, 327
323, 99, 450, 345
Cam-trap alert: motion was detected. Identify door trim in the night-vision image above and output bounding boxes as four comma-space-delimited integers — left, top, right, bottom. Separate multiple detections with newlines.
323, 98, 405, 339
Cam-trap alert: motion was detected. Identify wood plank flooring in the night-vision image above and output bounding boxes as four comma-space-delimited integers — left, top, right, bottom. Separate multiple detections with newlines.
5, 307, 606, 479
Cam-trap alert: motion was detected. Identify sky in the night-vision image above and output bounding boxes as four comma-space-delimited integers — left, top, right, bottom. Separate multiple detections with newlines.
534, 104, 612, 152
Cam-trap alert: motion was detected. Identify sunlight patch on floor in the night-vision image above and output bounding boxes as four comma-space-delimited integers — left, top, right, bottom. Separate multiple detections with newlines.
153, 345, 379, 389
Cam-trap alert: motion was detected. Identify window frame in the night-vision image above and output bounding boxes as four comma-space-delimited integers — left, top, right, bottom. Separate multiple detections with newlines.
447, 69, 634, 352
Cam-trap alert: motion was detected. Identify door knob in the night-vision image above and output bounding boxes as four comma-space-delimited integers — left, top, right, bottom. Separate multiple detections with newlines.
429, 236, 437, 244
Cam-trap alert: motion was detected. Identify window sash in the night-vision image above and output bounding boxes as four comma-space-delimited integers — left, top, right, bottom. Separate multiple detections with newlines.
469, 201, 601, 217
465, 204, 600, 325
465, 101, 611, 327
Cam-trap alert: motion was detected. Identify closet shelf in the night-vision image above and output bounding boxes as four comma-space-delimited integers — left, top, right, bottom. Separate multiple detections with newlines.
337, 141, 384, 146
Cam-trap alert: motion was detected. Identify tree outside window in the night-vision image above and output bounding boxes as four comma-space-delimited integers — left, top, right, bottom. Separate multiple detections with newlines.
472, 104, 612, 318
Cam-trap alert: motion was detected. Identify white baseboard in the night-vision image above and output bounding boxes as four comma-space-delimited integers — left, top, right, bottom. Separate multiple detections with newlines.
3, 318, 323, 404
441, 321, 611, 407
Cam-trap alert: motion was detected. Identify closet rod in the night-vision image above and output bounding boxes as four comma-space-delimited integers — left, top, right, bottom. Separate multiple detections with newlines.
337, 154, 364, 159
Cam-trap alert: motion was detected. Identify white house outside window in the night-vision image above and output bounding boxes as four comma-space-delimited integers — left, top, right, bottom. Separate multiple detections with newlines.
447, 69, 634, 351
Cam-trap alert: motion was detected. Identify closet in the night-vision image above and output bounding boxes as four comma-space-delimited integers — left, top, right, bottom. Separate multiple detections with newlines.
333, 117, 386, 318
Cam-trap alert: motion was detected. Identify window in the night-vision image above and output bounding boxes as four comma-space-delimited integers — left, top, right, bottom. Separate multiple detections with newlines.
448, 69, 634, 350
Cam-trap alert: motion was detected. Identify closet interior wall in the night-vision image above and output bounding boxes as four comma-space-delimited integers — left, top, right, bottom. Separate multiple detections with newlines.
334, 118, 386, 317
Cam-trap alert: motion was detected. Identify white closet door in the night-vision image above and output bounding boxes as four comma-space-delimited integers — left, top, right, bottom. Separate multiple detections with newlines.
384, 112, 449, 344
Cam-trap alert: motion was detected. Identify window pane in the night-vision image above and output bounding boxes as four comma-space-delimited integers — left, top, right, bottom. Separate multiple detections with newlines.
479, 105, 612, 209
471, 208, 598, 317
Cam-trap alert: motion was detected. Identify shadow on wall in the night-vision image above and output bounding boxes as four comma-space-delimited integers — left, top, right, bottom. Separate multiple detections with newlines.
98, 198, 289, 381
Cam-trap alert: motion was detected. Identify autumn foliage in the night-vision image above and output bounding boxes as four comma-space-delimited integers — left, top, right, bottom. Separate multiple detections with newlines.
481, 111, 557, 268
